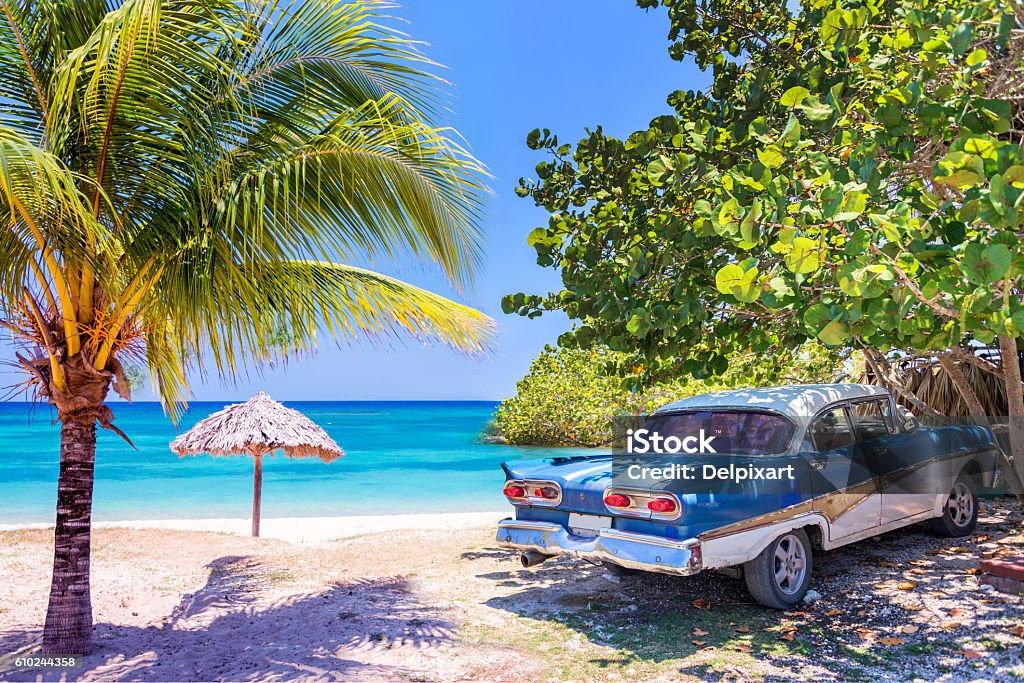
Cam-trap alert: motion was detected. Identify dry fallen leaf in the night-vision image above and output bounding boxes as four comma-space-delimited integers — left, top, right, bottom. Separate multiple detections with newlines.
955, 650, 984, 659
909, 559, 930, 567
964, 567, 980, 575
973, 534, 991, 543
943, 622, 962, 631
691, 598, 712, 610
949, 608, 963, 617
691, 640, 706, 646
897, 581, 918, 591
693, 628, 709, 637
856, 628, 874, 640
903, 604, 924, 611
945, 546, 970, 554
878, 637, 904, 646
735, 626, 750, 633
857, 610, 868, 617
779, 631, 795, 641
909, 568, 927, 575
879, 561, 899, 568
1008, 625, 1024, 638
824, 609, 842, 617
734, 644, 753, 653
899, 625, 920, 635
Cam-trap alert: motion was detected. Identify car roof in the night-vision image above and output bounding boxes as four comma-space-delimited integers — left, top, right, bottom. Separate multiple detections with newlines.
652, 384, 890, 419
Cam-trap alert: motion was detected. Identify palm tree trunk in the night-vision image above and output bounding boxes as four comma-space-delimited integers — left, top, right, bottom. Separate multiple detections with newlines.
42, 416, 98, 655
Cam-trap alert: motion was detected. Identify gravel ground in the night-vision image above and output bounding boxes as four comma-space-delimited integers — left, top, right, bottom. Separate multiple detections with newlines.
460, 497, 1024, 682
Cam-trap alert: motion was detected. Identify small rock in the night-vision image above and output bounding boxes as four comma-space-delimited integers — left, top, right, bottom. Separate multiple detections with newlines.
602, 573, 621, 584
803, 589, 823, 604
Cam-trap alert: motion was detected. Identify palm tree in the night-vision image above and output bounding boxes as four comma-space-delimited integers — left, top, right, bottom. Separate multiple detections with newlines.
0, 0, 493, 655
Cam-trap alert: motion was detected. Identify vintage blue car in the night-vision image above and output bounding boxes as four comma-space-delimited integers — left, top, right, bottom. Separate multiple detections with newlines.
496, 384, 1001, 608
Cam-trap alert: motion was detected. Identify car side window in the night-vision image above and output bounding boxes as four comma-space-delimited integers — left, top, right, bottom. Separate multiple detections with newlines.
851, 399, 893, 440
809, 406, 855, 451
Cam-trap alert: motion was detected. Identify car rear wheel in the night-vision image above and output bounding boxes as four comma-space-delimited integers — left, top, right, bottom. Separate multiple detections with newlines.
744, 529, 813, 609
929, 474, 978, 537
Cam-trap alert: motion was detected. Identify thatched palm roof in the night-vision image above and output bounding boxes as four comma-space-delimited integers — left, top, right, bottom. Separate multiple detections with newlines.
169, 392, 344, 462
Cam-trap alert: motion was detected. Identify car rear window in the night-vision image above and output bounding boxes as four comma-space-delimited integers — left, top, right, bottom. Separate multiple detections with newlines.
641, 411, 795, 455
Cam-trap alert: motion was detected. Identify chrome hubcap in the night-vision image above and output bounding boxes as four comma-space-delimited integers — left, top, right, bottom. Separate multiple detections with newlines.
947, 482, 974, 527
773, 534, 807, 595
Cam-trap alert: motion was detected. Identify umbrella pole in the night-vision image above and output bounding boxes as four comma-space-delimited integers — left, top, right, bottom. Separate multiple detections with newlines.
252, 454, 263, 537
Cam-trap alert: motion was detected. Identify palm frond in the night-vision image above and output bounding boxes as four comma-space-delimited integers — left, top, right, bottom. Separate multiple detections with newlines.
143, 258, 493, 412
0, 0, 493, 419
0, 127, 107, 318
206, 94, 487, 289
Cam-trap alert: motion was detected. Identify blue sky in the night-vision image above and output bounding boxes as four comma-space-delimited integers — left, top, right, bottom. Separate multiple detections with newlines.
3, 1, 711, 403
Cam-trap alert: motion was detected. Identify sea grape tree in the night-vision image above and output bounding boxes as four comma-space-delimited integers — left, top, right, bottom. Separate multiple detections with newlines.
505, 0, 1024, 483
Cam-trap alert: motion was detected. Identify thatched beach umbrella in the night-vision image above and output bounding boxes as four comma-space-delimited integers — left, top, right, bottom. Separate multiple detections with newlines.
170, 392, 343, 536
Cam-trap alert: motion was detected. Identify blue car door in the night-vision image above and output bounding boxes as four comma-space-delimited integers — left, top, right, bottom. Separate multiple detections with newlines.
849, 398, 935, 525
805, 403, 882, 542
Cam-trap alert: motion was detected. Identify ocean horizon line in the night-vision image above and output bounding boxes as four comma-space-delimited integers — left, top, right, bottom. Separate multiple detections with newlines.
0, 401, 578, 525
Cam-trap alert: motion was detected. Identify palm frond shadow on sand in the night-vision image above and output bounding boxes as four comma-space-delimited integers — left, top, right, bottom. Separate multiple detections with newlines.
0, 557, 454, 682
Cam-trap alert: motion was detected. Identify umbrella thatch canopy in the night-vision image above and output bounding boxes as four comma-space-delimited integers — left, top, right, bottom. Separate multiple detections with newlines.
170, 392, 344, 536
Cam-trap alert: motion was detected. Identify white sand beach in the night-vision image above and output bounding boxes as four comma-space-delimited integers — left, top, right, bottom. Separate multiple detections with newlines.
0, 511, 508, 544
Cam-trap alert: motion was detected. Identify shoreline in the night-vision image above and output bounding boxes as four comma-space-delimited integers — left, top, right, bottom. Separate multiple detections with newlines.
0, 510, 508, 543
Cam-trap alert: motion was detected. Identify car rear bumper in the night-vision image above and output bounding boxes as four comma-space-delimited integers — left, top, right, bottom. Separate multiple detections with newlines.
496, 518, 703, 576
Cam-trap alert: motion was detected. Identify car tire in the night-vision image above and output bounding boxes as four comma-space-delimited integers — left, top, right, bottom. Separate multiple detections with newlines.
928, 474, 978, 537
601, 561, 639, 577
743, 528, 813, 609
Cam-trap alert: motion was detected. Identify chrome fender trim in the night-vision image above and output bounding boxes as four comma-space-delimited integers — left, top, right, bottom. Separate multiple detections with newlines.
496, 518, 702, 577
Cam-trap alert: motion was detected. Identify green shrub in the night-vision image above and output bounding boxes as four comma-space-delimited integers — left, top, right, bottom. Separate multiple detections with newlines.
491, 346, 629, 447
492, 343, 851, 446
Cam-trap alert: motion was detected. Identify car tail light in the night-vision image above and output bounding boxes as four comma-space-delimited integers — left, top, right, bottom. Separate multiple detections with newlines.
502, 480, 561, 505
534, 486, 558, 499
603, 488, 682, 519
648, 497, 677, 513
503, 484, 526, 498
604, 493, 631, 508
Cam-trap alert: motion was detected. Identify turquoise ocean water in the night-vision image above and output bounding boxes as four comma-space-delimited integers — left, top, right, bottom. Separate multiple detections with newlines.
0, 401, 594, 524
